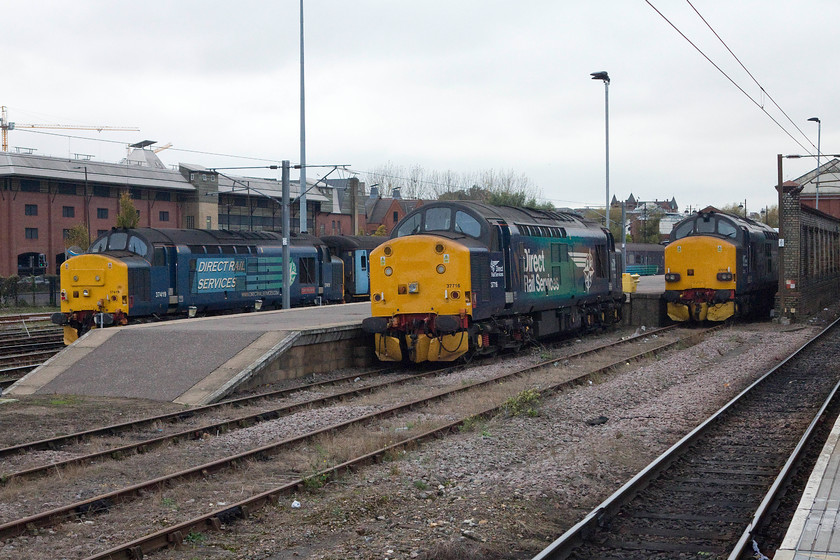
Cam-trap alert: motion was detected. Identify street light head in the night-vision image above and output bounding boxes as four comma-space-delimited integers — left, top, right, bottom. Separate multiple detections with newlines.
590, 71, 610, 83
808, 117, 821, 123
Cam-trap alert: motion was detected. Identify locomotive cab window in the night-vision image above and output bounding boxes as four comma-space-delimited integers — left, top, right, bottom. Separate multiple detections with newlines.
89, 237, 108, 253
396, 214, 421, 237
454, 211, 481, 237
108, 232, 128, 251
717, 220, 737, 238
127, 236, 148, 257
696, 217, 715, 234
424, 208, 451, 232
673, 220, 693, 240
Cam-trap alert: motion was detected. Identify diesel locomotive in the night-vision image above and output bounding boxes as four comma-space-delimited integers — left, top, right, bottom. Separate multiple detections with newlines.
361, 201, 624, 363
663, 207, 778, 322
51, 228, 381, 344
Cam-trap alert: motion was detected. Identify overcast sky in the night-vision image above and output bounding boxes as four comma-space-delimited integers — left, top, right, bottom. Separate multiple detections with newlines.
3, 1, 837, 214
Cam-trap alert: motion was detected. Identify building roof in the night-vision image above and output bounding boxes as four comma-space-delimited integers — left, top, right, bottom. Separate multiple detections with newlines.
794, 157, 840, 196
0, 151, 192, 191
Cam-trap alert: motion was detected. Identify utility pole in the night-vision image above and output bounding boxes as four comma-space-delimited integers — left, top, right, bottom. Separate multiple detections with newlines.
282, 160, 291, 310
299, 0, 308, 233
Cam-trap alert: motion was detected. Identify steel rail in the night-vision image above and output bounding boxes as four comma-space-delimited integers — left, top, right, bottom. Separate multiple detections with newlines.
0, 326, 677, 482
0, 325, 675, 459
0, 326, 696, 541
77, 326, 712, 560
531, 316, 840, 560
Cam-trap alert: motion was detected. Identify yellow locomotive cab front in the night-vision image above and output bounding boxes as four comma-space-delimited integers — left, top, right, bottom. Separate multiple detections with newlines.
58, 254, 130, 343
664, 236, 737, 322
366, 235, 473, 362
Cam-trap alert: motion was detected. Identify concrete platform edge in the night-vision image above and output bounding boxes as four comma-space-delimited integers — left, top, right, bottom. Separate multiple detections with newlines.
4, 330, 118, 396
174, 330, 301, 406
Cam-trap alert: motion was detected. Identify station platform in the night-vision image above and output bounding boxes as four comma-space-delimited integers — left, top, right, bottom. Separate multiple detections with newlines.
5, 303, 373, 406
4, 278, 668, 407
774, 412, 840, 559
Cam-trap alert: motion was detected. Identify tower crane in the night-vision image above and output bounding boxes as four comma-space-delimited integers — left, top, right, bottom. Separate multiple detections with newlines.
0, 106, 139, 152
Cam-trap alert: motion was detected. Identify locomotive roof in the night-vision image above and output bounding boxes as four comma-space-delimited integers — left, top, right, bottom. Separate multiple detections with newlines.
679, 207, 776, 234
320, 235, 387, 251
405, 201, 594, 227
107, 228, 321, 246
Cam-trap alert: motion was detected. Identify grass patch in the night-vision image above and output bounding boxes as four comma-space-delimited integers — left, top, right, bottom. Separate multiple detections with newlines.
503, 389, 541, 417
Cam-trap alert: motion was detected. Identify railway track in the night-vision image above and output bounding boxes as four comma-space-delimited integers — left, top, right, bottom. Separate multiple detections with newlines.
532, 317, 840, 560
0, 325, 707, 558
0, 319, 63, 390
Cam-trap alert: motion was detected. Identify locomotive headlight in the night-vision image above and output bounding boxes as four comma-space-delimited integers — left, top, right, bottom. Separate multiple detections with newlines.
436, 264, 446, 274
408, 282, 420, 294
384, 266, 393, 277
83, 289, 90, 297
664, 273, 680, 282
716, 272, 733, 282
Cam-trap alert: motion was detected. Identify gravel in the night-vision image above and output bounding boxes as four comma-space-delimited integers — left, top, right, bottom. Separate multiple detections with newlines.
1, 311, 837, 560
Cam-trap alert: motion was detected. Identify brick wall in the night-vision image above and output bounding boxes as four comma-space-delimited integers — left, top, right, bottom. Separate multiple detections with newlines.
777, 184, 840, 321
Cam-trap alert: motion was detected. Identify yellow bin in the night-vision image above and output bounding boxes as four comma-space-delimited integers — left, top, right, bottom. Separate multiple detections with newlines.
622, 273, 640, 293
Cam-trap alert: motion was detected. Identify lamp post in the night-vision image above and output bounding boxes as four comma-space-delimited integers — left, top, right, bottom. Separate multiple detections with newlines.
74, 165, 91, 246
591, 71, 610, 233
808, 117, 821, 210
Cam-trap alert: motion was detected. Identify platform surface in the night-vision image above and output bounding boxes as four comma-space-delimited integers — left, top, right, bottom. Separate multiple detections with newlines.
775, 412, 840, 559
6, 302, 371, 405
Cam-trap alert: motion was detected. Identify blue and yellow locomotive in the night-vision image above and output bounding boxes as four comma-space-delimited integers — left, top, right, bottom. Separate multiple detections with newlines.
52, 228, 345, 344
361, 201, 624, 363
663, 207, 778, 322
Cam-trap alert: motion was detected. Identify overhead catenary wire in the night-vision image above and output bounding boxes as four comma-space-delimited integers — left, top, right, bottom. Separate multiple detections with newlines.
645, 0, 815, 155
685, 0, 817, 153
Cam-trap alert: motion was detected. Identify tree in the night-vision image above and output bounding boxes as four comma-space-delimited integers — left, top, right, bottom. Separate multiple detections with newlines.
372, 225, 388, 236
64, 223, 90, 250
116, 191, 139, 229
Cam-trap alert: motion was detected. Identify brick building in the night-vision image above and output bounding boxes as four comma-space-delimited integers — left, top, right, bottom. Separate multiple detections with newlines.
363, 187, 423, 235
0, 147, 363, 277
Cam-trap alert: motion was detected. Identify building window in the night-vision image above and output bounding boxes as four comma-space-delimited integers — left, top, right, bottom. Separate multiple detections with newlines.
63, 229, 71, 239
57, 182, 76, 195
159, 210, 170, 222
393, 211, 399, 223
93, 185, 110, 198
97, 208, 109, 219
130, 188, 142, 200
62, 206, 75, 218
186, 216, 195, 229
20, 179, 40, 192
155, 191, 171, 202
25, 228, 38, 239
25, 204, 38, 216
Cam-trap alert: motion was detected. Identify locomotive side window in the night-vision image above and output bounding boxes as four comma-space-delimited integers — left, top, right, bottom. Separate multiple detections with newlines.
153, 247, 166, 266
396, 214, 421, 237
299, 257, 316, 283
424, 208, 451, 232
454, 211, 481, 237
